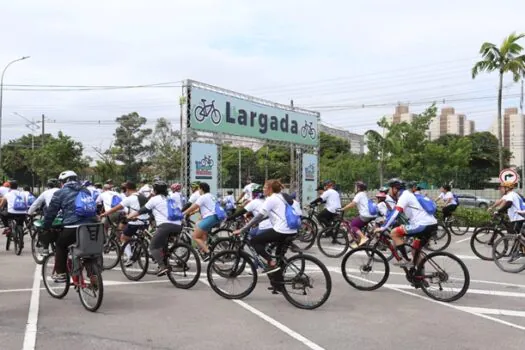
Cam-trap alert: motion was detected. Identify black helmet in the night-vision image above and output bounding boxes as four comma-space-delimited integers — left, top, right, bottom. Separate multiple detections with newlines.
355, 181, 367, 191
407, 181, 418, 189
152, 180, 168, 194
47, 178, 59, 188
387, 178, 405, 189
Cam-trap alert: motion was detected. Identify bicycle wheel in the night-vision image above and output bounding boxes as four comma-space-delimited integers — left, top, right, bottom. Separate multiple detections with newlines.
209, 237, 245, 277
31, 234, 46, 264
5, 230, 11, 251
120, 239, 149, 281
194, 106, 205, 121
102, 238, 120, 270
365, 236, 394, 262
470, 228, 504, 261
418, 251, 470, 302
207, 250, 257, 299
211, 109, 221, 124
424, 225, 451, 252
78, 260, 104, 312
42, 253, 70, 299
14, 224, 24, 256
166, 242, 201, 289
281, 254, 331, 310
295, 217, 317, 250
341, 246, 389, 291
448, 216, 469, 236
316, 227, 349, 258
492, 235, 525, 273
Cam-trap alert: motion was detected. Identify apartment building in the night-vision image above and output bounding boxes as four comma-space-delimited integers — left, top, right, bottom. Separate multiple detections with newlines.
319, 123, 365, 154
489, 107, 525, 167
427, 107, 475, 140
388, 105, 416, 124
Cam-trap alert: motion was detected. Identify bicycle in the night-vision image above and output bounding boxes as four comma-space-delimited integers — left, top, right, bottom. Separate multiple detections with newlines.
31, 217, 61, 264
101, 214, 123, 270
300, 121, 317, 140
200, 155, 214, 167
194, 99, 222, 124
295, 205, 322, 250
437, 210, 469, 236
491, 232, 525, 273
5, 215, 26, 255
42, 223, 105, 312
207, 232, 332, 310
341, 227, 470, 302
470, 213, 513, 261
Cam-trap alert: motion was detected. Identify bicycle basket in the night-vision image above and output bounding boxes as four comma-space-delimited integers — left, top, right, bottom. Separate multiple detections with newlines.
73, 223, 104, 258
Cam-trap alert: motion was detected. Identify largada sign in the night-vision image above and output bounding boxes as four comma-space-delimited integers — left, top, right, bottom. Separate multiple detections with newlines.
189, 85, 319, 146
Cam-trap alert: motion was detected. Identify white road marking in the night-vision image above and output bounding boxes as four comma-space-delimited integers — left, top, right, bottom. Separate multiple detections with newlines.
455, 237, 471, 244
385, 284, 525, 298
457, 306, 525, 318
22, 265, 40, 350
199, 278, 325, 350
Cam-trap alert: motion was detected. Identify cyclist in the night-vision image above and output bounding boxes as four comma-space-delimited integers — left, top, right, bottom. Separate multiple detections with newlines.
309, 180, 341, 229
237, 177, 256, 205
228, 185, 271, 237
127, 180, 182, 276
0, 180, 29, 239
375, 178, 438, 267
235, 179, 298, 274
96, 184, 123, 230
223, 190, 236, 215
435, 184, 458, 221
138, 178, 153, 199
22, 186, 36, 206
0, 181, 10, 199
28, 179, 60, 216
182, 181, 201, 211
102, 181, 148, 264
170, 183, 182, 202
375, 191, 389, 221
340, 181, 375, 246
43, 170, 98, 282
182, 182, 220, 261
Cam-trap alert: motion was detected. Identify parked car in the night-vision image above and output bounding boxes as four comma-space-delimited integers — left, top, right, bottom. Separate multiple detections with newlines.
456, 194, 493, 209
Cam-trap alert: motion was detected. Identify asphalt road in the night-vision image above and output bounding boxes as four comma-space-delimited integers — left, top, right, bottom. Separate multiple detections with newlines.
1, 231, 525, 350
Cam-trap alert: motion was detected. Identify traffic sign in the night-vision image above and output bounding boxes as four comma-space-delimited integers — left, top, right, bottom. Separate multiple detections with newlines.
499, 168, 519, 184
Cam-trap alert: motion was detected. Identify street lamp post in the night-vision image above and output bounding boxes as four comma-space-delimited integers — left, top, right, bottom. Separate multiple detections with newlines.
0, 56, 31, 177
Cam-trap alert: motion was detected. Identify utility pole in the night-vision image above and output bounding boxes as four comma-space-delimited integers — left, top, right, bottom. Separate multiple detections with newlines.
290, 99, 295, 191
521, 79, 524, 190
13, 112, 38, 190
265, 144, 269, 181
238, 148, 242, 192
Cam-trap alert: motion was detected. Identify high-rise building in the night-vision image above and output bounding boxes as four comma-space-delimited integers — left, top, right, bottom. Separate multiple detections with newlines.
426, 107, 475, 140
490, 108, 525, 167
319, 124, 365, 154
388, 105, 416, 124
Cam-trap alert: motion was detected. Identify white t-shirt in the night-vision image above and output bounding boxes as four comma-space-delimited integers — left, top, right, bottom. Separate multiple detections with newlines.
260, 193, 296, 234
170, 192, 182, 204
0, 186, 9, 197
321, 188, 341, 213
5, 190, 29, 214
503, 191, 523, 222
353, 191, 373, 218
139, 184, 153, 198
377, 201, 389, 217
96, 190, 122, 212
396, 191, 437, 226
195, 193, 216, 219
223, 195, 236, 209
243, 183, 255, 201
244, 198, 272, 230
438, 192, 457, 206
292, 200, 303, 216
121, 193, 149, 225
28, 188, 59, 215
189, 190, 201, 204
145, 194, 182, 226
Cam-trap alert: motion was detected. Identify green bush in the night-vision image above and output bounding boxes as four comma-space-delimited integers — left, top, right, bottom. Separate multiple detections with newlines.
453, 207, 492, 228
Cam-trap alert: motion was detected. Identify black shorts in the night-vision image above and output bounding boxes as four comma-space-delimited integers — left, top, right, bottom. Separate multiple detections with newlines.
123, 224, 146, 237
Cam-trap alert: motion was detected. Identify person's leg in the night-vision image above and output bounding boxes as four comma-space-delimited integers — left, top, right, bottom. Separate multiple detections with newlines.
350, 217, 368, 245
54, 228, 77, 280
442, 205, 452, 220
317, 209, 332, 228
149, 224, 179, 275
195, 216, 218, 255
250, 229, 283, 268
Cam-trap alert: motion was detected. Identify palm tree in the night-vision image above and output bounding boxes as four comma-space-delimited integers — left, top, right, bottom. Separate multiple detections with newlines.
472, 32, 525, 171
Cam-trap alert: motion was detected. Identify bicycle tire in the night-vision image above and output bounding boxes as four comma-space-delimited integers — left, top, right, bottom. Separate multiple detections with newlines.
301, 126, 307, 138
207, 249, 257, 299
309, 128, 317, 140
316, 227, 349, 258
296, 217, 317, 250
31, 235, 46, 264
120, 239, 149, 281
194, 106, 205, 122
470, 228, 504, 261
424, 225, 451, 252
14, 223, 23, 256
492, 235, 525, 273
167, 242, 201, 289
365, 237, 394, 262
418, 251, 470, 302
78, 260, 104, 312
209, 237, 246, 277
341, 246, 389, 291
211, 109, 221, 124
280, 254, 331, 310
5, 231, 11, 251
448, 216, 469, 236
102, 238, 121, 270
42, 253, 70, 299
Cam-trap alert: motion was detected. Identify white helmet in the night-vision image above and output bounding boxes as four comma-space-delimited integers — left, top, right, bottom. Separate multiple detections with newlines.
58, 170, 78, 181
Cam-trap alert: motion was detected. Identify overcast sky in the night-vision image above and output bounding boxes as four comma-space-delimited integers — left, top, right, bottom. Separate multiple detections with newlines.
1, 0, 524, 157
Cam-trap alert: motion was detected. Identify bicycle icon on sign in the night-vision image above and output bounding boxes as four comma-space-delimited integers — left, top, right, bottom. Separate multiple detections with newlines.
200, 155, 214, 167
194, 99, 222, 125
301, 121, 317, 139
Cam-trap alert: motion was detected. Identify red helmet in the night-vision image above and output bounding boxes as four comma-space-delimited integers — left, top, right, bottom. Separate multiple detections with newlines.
170, 183, 182, 192
375, 192, 387, 198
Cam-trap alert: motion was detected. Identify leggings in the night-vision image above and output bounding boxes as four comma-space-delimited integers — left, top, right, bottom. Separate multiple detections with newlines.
317, 209, 336, 228
150, 223, 181, 268
250, 228, 290, 261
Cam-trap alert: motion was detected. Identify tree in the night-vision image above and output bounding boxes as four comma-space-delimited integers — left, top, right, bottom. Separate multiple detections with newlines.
113, 112, 153, 179
93, 145, 122, 183
472, 32, 525, 171
148, 118, 180, 181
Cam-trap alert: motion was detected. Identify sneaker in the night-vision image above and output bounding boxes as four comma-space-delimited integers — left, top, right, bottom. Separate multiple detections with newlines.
52, 273, 67, 283
261, 264, 280, 275
201, 253, 210, 262
349, 242, 358, 249
358, 236, 369, 246
124, 258, 135, 267
508, 252, 525, 264
393, 259, 414, 268
156, 266, 169, 277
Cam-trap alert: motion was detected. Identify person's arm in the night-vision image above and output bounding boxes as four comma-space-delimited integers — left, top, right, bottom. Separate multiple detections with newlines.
497, 200, 513, 214
0, 197, 6, 209
183, 202, 200, 217
43, 192, 61, 228
238, 213, 266, 234
28, 194, 45, 215
101, 203, 124, 217
488, 198, 504, 211
342, 193, 359, 211
228, 207, 247, 220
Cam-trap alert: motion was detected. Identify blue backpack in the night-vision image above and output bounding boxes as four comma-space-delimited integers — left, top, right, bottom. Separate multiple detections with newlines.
516, 194, 525, 210
367, 199, 378, 216
415, 193, 437, 215
13, 192, 28, 211
453, 193, 460, 206
27, 193, 36, 206
111, 194, 122, 208
74, 190, 97, 217
225, 197, 235, 210
167, 198, 183, 221
92, 189, 100, 201
279, 195, 301, 230
215, 201, 227, 221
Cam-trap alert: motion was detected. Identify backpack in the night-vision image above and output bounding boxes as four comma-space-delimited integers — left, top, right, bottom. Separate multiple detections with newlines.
111, 194, 122, 208
92, 189, 100, 201
215, 201, 227, 221
135, 193, 148, 207
516, 193, 525, 210
367, 199, 378, 216
74, 190, 97, 217
225, 197, 235, 210
27, 193, 36, 206
414, 193, 437, 215
167, 197, 183, 221
278, 195, 301, 230
453, 193, 460, 206
13, 191, 28, 211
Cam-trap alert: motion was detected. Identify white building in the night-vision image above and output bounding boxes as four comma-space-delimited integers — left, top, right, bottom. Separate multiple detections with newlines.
319, 124, 364, 154
490, 108, 525, 168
